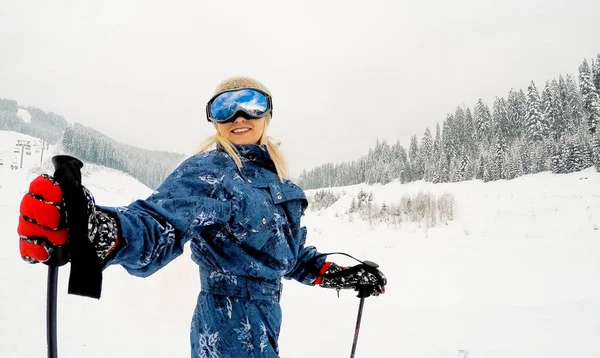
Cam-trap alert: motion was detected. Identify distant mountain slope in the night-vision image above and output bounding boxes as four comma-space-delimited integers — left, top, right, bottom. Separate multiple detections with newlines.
1, 96, 186, 188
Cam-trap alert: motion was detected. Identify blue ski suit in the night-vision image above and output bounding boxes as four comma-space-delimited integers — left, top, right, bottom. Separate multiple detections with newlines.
98, 144, 327, 357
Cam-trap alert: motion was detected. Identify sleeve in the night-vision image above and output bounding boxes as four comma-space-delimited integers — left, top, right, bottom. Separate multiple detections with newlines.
97, 155, 232, 277
283, 226, 327, 285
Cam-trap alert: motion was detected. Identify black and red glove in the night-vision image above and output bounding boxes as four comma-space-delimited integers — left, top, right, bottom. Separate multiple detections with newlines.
315, 261, 387, 296
18, 174, 119, 265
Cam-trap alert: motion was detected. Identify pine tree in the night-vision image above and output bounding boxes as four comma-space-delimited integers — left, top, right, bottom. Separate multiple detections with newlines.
493, 97, 510, 141
409, 135, 421, 180
464, 107, 475, 154
495, 138, 509, 179
476, 154, 485, 180
593, 133, 600, 171
507, 89, 527, 140
526, 81, 547, 142
474, 99, 492, 142
582, 137, 594, 169
519, 141, 532, 175
557, 75, 572, 135
546, 79, 566, 140
349, 198, 357, 213
482, 154, 492, 182
440, 156, 450, 183
443, 115, 458, 160
594, 54, 600, 95
435, 146, 450, 183
459, 153, 471, 181
571, 141, 584, 171
395, 144, 410, 183
579, 60, 600, 133
420, 128, 434, 181
454, 107, 466, 151
431, 124, 442, 182
566, 74, 584, 129
433, 123, 441, 155
512, 151, 524, 178
550, 152, 561, 174
541, 81, 554, 138
560, 140, 574, 173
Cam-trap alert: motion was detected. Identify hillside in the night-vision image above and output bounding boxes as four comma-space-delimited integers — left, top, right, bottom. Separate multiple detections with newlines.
1, 130, 599, 358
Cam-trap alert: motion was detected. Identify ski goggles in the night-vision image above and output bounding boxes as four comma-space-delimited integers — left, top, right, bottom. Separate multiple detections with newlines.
206, 88, 273, 123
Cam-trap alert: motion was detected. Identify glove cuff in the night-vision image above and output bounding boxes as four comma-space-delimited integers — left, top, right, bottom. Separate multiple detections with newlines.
313, 262, 334, 285
92, 211, 119, 263
83, 188, 119, 264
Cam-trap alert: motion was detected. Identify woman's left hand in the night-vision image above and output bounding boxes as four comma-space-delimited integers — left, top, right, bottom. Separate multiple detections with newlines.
316, 262, 387, 296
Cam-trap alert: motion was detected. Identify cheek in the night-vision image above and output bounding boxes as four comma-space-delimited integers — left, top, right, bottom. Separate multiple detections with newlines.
257, 120, 266, 134
215, 124, 229, 136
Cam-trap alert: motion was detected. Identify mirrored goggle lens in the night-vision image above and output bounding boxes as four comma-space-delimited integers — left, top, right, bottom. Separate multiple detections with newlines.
209, 89, 269, 122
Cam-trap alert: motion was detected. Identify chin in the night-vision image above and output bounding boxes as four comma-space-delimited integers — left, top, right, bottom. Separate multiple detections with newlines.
230, 138, 260, 145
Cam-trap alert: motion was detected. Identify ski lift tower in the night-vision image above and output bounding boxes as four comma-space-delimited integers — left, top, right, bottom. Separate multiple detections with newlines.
16, 140, 31, 169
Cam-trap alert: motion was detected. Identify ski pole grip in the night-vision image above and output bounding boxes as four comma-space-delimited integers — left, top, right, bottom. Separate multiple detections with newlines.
44, 156, 83, 267
52, 155, 84, 190
355, 285, 372, 298
51, 155, 103, 299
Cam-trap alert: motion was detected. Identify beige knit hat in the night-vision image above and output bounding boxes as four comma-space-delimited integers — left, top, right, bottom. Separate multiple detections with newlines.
214, 76, 272, 96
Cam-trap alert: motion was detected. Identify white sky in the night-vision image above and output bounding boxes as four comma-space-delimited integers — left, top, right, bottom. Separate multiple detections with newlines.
0, 0, 599, 176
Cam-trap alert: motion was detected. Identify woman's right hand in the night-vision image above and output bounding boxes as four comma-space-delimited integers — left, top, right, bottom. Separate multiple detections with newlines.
18, 174, 68, 264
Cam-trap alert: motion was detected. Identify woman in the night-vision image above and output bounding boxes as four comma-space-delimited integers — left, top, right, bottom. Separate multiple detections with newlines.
17, 76, 387, 357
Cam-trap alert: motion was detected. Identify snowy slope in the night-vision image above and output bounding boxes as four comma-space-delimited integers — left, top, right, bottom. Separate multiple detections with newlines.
1, 130, 599, 358
305, 169, 600, 241
16, 108, 32, 123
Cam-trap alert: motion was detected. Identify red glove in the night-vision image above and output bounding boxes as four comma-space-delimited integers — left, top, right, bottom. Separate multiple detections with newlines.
18, 174, 120, 266
18, 174, 68, 263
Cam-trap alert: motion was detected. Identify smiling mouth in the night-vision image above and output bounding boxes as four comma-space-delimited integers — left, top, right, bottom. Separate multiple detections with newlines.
231, 128, 251, 134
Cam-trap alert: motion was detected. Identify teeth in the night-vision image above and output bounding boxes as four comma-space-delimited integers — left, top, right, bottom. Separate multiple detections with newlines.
232, 128, 250, 133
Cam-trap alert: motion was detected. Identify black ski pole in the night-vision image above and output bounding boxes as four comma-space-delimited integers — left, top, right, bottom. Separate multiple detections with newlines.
46, 155, 85, 358
349, 260, 382, 358
350, 286, 370, 358
47, 266, 58, 358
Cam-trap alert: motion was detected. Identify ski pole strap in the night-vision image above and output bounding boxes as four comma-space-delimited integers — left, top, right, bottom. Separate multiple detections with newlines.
309, 252, 364, 271
52, 156, 103, 299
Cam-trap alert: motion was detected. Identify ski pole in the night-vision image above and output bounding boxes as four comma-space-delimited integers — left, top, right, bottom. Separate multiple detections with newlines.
349, 260, 382, 358
47, 266, 58, 358
350, 286, 371, 358
46, 155, 85, 358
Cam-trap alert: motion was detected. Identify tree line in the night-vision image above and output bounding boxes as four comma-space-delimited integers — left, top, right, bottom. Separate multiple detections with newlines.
62, 123, 185, 189
0, 99, 68, 144
298, 54, 600, 189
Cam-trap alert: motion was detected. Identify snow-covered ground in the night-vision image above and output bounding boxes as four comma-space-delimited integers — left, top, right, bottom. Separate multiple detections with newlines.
1, 130, 599, 358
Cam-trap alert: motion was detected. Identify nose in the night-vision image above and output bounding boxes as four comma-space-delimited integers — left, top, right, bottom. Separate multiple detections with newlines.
233, 116, 247, 123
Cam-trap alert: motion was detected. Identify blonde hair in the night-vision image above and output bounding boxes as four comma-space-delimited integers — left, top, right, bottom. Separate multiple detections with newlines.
196, 76, 289, 181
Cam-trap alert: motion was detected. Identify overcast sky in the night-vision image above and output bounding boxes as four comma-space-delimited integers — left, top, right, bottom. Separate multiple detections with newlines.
1, 0, 599, 176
